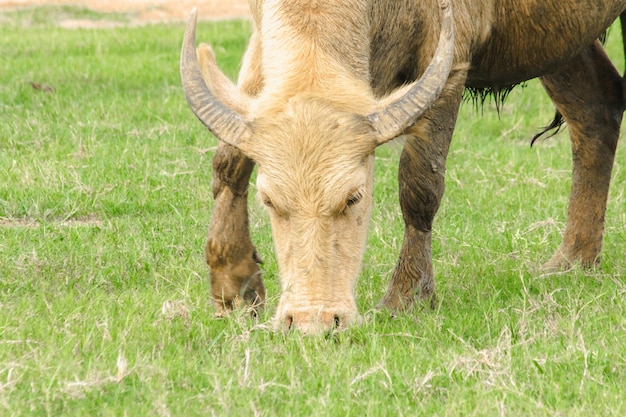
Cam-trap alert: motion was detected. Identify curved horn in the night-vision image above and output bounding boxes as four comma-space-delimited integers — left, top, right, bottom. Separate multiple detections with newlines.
368, 0, 455, 143
180, 8, 252, 148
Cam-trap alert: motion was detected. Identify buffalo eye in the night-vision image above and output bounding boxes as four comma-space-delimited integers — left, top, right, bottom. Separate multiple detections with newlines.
341, 189, 363, 214
262, 196, 275, 209
346, 192, 362, 207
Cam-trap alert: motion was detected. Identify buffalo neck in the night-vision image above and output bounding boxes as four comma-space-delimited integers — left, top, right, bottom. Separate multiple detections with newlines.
259, 0, 373, 99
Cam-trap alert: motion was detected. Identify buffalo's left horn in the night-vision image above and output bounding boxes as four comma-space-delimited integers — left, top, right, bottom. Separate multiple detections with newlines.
368, 0, 455, 143
180, 8, 252, 148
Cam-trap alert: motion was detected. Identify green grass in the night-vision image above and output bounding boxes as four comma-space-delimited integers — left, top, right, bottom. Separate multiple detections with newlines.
1, 6, 625, 416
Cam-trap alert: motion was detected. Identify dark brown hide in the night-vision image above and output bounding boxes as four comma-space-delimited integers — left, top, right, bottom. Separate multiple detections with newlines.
369, 0, 625, 311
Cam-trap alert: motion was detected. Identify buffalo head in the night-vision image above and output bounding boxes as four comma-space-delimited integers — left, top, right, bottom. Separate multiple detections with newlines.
180, 3, 454, 333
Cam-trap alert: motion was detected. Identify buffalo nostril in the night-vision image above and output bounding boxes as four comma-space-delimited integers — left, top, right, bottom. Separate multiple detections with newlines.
285, 315, 294, 330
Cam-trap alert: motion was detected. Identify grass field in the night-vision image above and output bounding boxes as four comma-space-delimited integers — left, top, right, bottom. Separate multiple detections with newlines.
1, 6, 625, 416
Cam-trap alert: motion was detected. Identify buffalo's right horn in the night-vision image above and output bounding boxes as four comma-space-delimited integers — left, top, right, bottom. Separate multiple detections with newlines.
368, 0, 455, 143
180, 8, 252, 148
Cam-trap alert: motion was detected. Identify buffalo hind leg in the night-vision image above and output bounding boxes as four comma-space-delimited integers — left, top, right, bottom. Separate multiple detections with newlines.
379, 71, 467, 312
540, 40, 623, 270
205, 143, 265, 316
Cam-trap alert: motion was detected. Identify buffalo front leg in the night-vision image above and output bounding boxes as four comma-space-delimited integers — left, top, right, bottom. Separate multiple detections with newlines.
379, 71, 466, 312
540, 41, 623, 270
205, 142, 265, 316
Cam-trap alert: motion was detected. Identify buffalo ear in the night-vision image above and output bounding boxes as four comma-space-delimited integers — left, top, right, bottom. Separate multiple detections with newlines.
181, 8, 254, 154
368, 0, 454, 145
197, 43, 249, 115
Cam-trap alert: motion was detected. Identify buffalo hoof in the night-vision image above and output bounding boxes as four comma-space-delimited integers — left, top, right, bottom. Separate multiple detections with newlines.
209, 250, 266, 318
542, 249, 600, 273
377, 291, 436, 315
